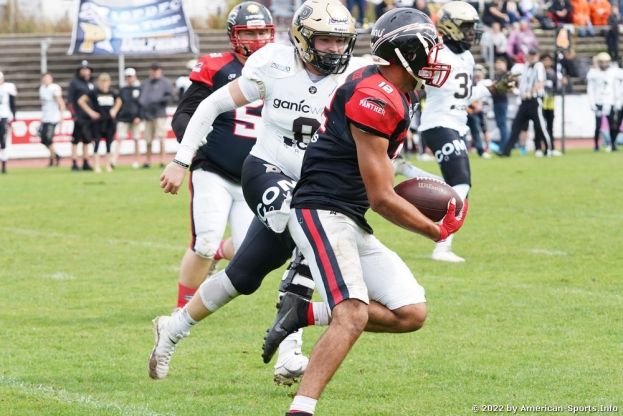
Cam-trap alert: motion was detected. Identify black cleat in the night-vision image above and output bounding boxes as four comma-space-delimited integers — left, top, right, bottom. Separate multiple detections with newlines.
262, 292, 310, 364
286, 412, 313, 416
82, 161, 93, 171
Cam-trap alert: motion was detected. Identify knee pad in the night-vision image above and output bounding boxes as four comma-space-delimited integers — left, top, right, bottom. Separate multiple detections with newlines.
279, 250, 315, 300
198, 271, 239, 312
193, 234, 219, 260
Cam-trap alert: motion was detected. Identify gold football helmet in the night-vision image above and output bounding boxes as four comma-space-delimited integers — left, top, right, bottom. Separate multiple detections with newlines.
437, 1, 482, 52
289, 0, 357, 74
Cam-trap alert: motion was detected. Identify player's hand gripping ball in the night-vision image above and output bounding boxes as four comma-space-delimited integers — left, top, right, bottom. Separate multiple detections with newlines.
394, 177, 464, 222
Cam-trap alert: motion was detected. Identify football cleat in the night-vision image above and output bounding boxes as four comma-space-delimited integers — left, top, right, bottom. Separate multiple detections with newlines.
148, 316, 187, 379
432, 248, 465, 263
274, 349, 309, 386
262, 292, 310, 364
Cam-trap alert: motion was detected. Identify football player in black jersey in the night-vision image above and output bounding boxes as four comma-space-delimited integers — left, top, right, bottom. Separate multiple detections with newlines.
149, 0, 274, 375
282, 9, 467, 414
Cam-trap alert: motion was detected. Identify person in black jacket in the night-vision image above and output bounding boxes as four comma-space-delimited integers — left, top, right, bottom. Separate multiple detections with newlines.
114, 68, 142, 168
67, 60, 95, 171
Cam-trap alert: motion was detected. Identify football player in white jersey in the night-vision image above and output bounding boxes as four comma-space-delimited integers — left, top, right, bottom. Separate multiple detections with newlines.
418, 1, 511, 263
151, 0, 361, 385
0, 71, 17, 174
587, 52, 617, 152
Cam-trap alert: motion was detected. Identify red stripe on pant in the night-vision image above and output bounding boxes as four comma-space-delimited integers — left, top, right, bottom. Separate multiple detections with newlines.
301, 209, 343, 306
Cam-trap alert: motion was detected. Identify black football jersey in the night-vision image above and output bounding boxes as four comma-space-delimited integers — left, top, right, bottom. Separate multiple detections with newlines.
291, 65, 417, 233
172, 52, 262, 183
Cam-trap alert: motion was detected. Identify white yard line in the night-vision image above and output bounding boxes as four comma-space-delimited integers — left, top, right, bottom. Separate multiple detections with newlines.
0, 375, 174, 416
0, 227, 180, 251
528, 248, 568, 256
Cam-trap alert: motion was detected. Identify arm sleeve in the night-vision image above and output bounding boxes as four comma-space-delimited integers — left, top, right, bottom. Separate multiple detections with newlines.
171, 82, 213, 142
174, 84, 238, 165
238, 76, 263, 102
9, 95, 16, 119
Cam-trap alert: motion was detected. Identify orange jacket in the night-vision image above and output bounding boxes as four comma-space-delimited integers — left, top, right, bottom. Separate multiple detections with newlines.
571, 0, 591, 25
589, 0, 611, 26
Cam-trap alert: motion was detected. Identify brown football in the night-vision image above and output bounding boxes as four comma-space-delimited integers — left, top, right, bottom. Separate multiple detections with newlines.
394, 177, 463, 222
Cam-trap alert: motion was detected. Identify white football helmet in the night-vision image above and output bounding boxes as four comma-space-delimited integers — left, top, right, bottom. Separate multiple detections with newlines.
437, 1, 482, 52
289, 0, 357, 74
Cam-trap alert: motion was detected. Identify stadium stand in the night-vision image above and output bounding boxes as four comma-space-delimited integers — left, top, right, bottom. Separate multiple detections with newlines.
0, 29, 618, 110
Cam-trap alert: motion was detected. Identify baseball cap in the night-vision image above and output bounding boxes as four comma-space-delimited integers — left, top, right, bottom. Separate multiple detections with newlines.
150, 62, 161, 70
79, 60, 93, 70
124, 67, 137, 77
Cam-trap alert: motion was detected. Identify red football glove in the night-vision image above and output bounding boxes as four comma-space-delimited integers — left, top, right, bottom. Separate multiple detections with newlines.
437, 198, 469, 242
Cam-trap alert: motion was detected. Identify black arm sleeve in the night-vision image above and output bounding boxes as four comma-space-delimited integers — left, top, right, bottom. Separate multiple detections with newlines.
171, 82, 213, 143
9, 95, 16, 119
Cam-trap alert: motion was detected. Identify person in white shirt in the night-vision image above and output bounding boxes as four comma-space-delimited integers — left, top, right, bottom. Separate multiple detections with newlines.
0, 71, 17, 174
586, 52, 617, 152
38, 73, 66, 167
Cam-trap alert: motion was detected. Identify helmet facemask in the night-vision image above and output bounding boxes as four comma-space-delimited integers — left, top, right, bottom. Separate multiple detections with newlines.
296, 29, 357, 75
395, 40, 450, 90
230, 25, 275, 56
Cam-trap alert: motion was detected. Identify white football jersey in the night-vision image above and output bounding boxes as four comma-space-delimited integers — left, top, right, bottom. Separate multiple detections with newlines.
0, 82, 17, 119
39, 83, 63, 123
418, 47, 485, 136
241, 43, 366, 180
587, 67, 616, 108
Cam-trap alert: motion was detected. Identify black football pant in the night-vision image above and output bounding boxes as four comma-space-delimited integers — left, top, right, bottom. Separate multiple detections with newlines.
501, 98, 552, 156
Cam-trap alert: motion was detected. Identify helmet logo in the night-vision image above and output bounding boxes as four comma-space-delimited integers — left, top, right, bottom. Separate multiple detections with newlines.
246, 4, 260, 13
296, 5, 313, 25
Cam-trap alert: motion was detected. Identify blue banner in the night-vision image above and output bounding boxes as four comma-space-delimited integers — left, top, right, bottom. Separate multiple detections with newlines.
68, 0, 198, 56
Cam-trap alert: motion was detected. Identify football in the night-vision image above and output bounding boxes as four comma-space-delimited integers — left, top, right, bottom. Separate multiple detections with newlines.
394, 177, 463, 222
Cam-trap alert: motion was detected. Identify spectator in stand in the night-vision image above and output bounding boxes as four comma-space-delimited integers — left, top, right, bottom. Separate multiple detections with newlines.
115, 68, 142, 169
571, 0, 595, 36
67, 60, 95, 171
507, 18, 539, 63
414, 0, 431, 17
589, 0, 611, 26
606, 8, 620, 63
347, 0, 367, 27
481, 21, 509, 67
79, 73, 122, 173
139, 63, 174, 168
489, 57, 511, 152
482, 0, 513, 28
38, 73, 65, 167
0, 71, 17, 175
518, 0, 538, 18
175, 59, 196, 100
549, 0, 573, 24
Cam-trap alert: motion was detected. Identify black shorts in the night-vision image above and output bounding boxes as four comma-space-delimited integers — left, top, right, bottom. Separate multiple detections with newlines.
72, 119, 96, 145
241, 155, 298, 229
39, 122, 57, 146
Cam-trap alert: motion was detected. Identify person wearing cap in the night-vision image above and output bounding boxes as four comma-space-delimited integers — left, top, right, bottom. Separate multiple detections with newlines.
67, 60, 96, 171
114, 67, 143, 168
138, 62, 174, 168
586, 52, 617, 151
498, 49, 554, 157
0, 71, 17, 174
38, 72, 65, 168
175, 59, 196, 100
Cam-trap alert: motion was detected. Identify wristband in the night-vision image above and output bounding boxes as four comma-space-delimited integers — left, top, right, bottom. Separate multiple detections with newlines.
172, 159, 190, 169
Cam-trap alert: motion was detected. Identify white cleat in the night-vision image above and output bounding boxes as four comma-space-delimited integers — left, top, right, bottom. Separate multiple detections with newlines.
431, 249, 465, 263
273, 350, 309, 386
148, 316, 187, 380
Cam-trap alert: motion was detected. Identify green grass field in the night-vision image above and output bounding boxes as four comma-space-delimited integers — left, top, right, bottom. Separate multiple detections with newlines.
1, 150, 622, 416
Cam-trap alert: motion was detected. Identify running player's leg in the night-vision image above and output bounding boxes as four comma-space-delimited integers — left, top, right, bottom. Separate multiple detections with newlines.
422, 127, 470, 262
149, 217, 294, 380
176, 170, 234, 309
